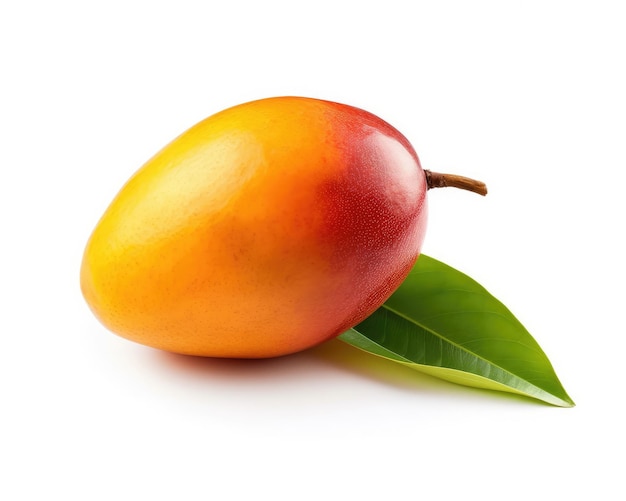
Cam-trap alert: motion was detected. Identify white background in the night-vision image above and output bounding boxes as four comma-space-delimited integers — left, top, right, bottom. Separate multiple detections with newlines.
2, 1, 624, 499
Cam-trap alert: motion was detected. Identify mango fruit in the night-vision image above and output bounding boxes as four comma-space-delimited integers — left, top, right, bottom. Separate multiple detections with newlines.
80, 96, 485, 358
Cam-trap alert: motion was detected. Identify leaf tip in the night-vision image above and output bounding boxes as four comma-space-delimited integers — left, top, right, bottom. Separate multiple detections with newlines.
543, 391, 575, 408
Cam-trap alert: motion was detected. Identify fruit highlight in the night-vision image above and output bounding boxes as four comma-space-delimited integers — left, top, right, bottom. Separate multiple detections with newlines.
80, 96, 486, 358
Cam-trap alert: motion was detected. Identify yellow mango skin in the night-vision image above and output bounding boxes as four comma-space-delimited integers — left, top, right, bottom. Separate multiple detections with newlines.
80, 97, 428, 358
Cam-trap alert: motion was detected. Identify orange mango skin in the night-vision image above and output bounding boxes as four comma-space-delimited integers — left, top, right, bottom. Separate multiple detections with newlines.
80, 97, 428, 358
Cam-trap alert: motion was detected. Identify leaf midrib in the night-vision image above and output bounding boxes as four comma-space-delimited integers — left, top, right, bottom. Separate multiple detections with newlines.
378, 302, 544, 391
349, 324, 572, 406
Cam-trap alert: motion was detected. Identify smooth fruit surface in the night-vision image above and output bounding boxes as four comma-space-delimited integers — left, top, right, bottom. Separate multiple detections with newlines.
80, 96, 428, 357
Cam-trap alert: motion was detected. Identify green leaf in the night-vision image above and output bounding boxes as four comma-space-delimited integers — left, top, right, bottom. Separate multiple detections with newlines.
339, 255, 574, 407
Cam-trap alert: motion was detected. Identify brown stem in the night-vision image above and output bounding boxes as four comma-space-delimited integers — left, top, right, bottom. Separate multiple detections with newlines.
425, 170, 487, 196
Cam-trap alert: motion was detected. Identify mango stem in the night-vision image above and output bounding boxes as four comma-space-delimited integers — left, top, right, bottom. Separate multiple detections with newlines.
425, 170, 487, 196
